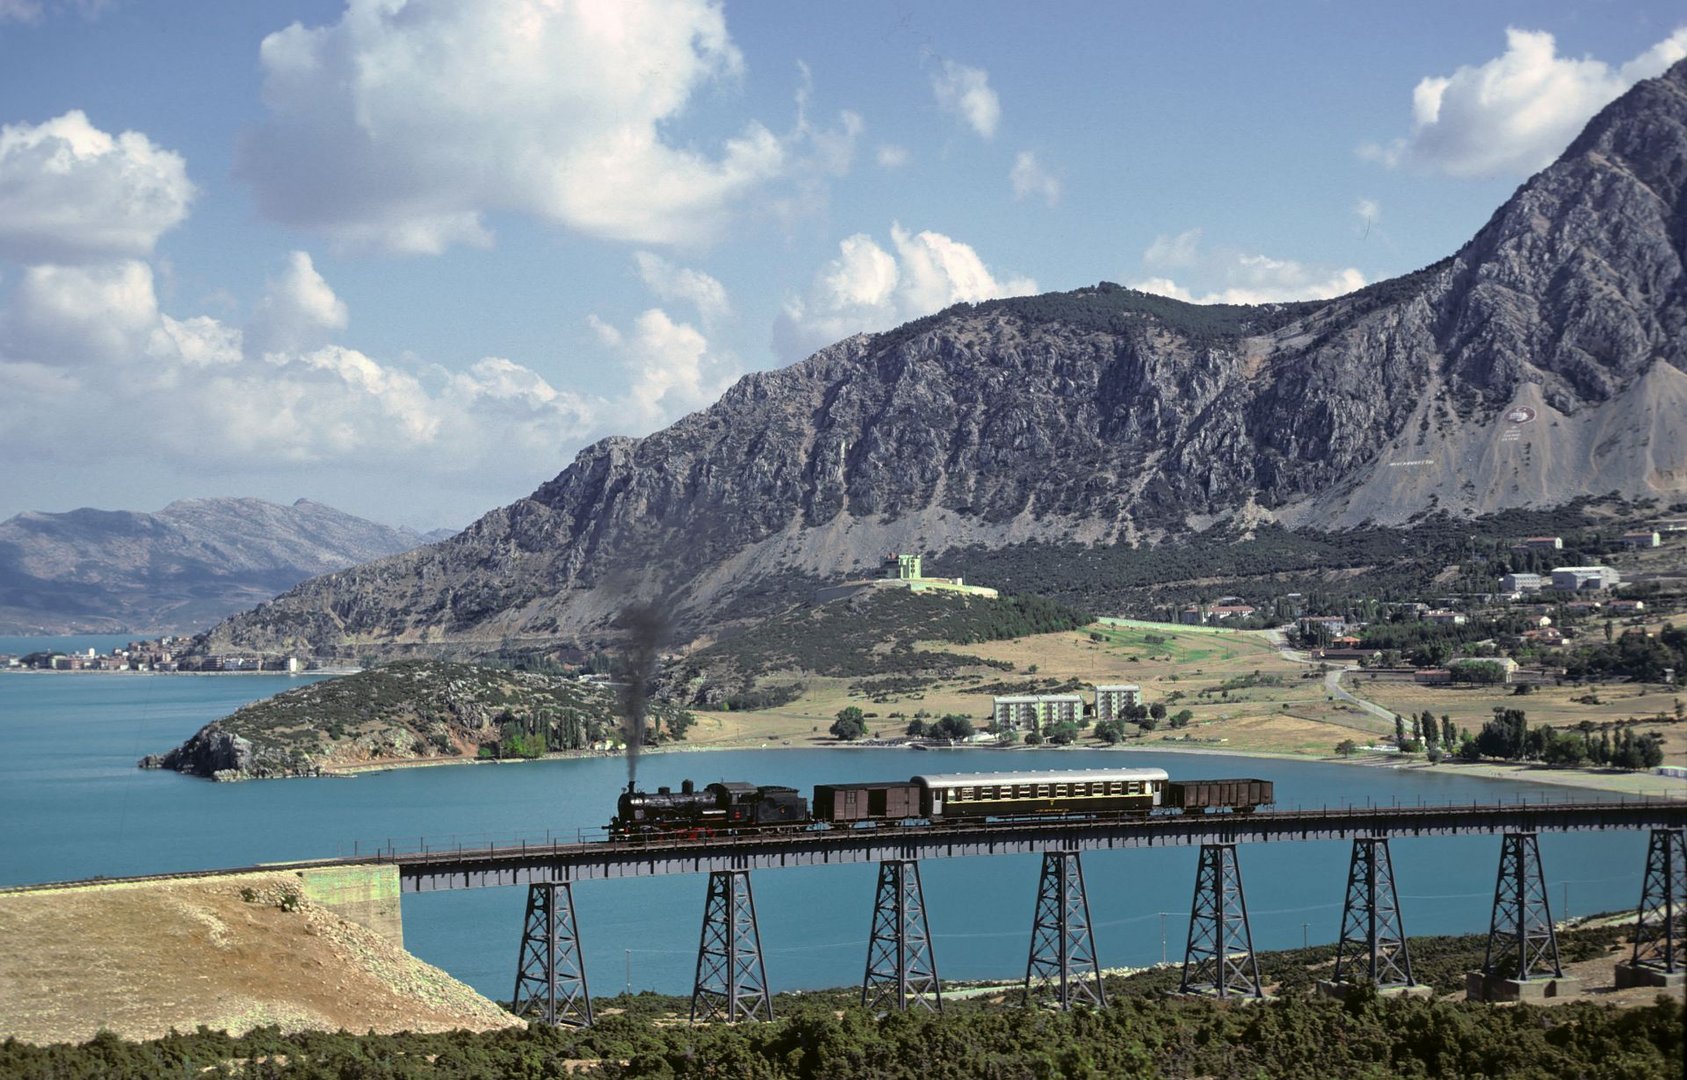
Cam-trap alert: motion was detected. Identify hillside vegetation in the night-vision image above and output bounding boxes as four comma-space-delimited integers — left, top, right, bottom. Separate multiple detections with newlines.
140, 661, 694, 780
5, 921, 1680, 1077
662, 590, 1090, 708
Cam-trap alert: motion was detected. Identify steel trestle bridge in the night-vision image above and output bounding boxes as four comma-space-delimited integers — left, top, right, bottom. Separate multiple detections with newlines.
388, 799, 1687, 891
8, 797, 1683, 1022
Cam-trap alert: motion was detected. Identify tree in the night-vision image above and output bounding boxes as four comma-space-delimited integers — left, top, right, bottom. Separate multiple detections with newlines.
1394, 714, 1407, 744
830, 707, 866, 741
1475, 707, 1528, 760
1170, 709, 1193, 729
1440, 715, 1455, 747
1149, 702, 1167, 721
1048, 721, 1080, 745
1335, 739, 1358, 757
905, 718, 929, 737
933, 714, 974, 740
1093, 719, 1125, 744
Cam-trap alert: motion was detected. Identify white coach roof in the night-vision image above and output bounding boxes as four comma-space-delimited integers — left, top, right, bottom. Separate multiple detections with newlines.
913, 768, 1169, 788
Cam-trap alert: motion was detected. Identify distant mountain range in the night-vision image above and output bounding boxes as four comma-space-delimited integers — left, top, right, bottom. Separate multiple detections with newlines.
0, 498, 453, 635
202, 59, 1687, 660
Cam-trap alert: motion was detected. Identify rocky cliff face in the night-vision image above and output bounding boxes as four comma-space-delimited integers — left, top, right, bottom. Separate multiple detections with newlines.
0, 497, 452, 634
206, 60, 1687, 658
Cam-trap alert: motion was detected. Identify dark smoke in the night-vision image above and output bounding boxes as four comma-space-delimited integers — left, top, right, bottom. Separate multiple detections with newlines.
615, 604, 667, 786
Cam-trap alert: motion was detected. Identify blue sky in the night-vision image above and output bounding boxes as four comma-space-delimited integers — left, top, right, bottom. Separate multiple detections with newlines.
1, 1, 1682, 530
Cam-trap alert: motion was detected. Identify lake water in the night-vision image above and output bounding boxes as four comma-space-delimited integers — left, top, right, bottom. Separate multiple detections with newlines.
1, 655, 1672, 1001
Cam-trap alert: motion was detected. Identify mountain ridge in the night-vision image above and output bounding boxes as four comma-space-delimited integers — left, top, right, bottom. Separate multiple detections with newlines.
0, 496, 453, 634
201, 59, 1687, 658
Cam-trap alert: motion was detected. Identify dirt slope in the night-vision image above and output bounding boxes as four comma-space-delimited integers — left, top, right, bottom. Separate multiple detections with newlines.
0, 872, 521, 1045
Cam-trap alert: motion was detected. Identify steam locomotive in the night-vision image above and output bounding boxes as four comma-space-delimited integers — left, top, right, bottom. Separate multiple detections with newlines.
610, 768, 1273, 838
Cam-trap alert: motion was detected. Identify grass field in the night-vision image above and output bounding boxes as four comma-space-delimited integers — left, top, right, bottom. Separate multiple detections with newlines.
682, 621, 1400, 759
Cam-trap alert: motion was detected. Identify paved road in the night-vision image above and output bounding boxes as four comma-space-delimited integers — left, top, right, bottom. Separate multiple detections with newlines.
1261, 627, 1395, 734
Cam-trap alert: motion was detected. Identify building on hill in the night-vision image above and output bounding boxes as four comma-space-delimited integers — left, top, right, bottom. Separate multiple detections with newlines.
812, 552, 1000, 603
1620, 530, 1661, 549
1093, 684, 1141, 721
1448, 656, 1519, 683
993, 693, 1082, 731
1207, 603, 1256, 620
1550, 565, 1621, 591
1501, 572, 1543, 593
1513, 536, 1564, 552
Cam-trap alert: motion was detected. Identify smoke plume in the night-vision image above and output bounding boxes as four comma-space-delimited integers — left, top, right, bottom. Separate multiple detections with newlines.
615, 604, 667, 786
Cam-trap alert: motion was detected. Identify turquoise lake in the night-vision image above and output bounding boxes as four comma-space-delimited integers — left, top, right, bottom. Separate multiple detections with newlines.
0, 656, 1672, 1000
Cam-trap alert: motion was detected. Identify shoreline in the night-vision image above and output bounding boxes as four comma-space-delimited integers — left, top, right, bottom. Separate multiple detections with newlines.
312, 733, 1687, 800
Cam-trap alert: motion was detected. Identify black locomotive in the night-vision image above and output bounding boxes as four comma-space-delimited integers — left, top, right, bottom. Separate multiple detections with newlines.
609, 768, 1272, 838
613, 779, 809, 836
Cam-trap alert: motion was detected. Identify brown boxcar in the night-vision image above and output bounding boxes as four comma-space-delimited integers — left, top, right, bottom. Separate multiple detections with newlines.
1163, 778, 1274, 813
813, 781, 922, 823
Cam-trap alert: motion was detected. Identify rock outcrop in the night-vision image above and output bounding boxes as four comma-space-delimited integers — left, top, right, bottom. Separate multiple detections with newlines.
202, 60, 1687, 658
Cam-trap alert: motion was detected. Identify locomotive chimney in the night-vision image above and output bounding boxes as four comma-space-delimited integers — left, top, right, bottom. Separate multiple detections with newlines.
682, 779, 695, 794
659, 785, 671, 795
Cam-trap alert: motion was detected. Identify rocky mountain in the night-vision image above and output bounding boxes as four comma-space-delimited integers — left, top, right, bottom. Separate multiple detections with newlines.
205, 60, 1687, 659
0, 497, 453, 634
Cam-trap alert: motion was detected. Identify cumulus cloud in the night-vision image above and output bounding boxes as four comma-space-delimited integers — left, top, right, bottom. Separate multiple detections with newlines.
0, 248, 596, 479
1009, 151, 1060, 206
0, 110, 194, 262
1363, 26, 1687, 177
931, 59, 1000, 139
588, 307, 736, 426
0, 0, 40, 22
2, 260, 158, 364
775, 223, 1036, 358
246, 251, 348, 357
633, 251, 730, 324
236, 0, 797, 253
1131, 229, 1364, 305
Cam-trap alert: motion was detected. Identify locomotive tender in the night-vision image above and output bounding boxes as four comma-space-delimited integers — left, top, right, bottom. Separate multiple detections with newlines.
611, 768, 1272, 837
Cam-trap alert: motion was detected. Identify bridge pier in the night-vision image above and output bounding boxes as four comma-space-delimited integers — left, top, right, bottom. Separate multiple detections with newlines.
1318, 836, 1428, 1000
1467, 831, 1578, 1001
1615, 828, 1687, 989
862, 859, 941, 1012
691, 869, 773, 1023
1179, 843, 1264, 999
1025, 850, 1105, 1010
511, 881, 593, 1027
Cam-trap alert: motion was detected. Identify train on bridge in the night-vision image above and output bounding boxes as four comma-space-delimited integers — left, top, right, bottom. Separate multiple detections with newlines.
611, 767, 1274, 838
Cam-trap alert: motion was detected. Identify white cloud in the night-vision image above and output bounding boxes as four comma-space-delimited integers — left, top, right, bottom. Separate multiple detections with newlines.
931, 60, 1000, 139
633, 252, 730, 324
236, 0, 795, 253
2, 259, 157, 364
1364, 26, 1687, 177
0, 110, 194, 262
1143, 228, 1203, 269
1009, 151, 1060, 206
0, 0, 114, 20
588, 307, 736, 427
246, 251, 349, 356
875, 144, 910, 169
775, 223, 1037, 358
1130, 231, 1364, 305
0, 250, 596, 478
